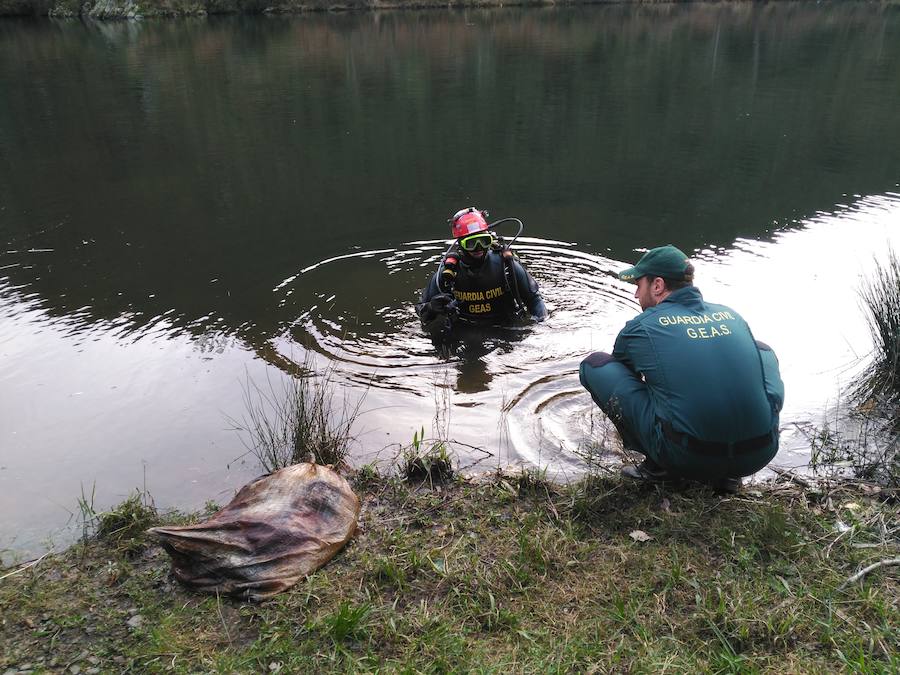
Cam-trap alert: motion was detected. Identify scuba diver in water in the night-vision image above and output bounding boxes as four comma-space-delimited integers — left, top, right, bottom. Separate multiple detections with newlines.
417, 207, 547, 341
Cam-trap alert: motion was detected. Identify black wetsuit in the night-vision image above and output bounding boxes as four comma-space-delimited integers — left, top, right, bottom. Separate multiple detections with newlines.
417, 248, 546, 338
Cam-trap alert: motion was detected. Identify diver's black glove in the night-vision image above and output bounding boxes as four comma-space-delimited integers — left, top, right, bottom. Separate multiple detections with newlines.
421, 294, 458, 340
426, 293, 454, 317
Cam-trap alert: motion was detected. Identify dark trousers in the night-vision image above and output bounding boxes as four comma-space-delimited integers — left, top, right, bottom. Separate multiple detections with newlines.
579, 352, 778, 480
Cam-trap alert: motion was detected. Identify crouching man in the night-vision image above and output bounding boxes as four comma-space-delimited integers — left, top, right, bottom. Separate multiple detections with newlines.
579, 245, 784, 492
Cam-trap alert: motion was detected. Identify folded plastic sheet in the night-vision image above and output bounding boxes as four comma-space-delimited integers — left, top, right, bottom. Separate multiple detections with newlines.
148, 463, 359, 600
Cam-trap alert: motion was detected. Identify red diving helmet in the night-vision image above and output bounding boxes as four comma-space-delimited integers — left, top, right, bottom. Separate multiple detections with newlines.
450, 207, 489, 239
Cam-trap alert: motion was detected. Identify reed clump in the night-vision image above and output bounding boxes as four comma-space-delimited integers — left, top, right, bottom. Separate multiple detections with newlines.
855, 248, 900, 420
75, 487, 158, 558
830, 248, 900, 487
400, 428, 454, 486
232, 355, 362, 473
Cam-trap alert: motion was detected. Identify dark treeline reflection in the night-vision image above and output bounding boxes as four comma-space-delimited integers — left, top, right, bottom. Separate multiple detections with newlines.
0, 3, 898, 342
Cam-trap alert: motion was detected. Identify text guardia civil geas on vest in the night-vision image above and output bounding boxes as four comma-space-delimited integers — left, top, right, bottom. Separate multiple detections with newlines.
453, 285, 506, 314
657, 310, 738, 339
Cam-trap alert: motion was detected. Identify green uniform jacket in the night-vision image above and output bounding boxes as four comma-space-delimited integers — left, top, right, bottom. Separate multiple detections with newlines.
612, 286, 784, 443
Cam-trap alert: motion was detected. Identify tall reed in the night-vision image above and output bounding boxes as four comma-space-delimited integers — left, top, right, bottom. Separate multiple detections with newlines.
854, 248, 900, 420
832, 247, 900, 487
232, 354, 363, 473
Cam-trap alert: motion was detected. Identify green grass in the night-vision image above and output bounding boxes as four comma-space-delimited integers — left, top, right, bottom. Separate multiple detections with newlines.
399, 427, 454, 486
74, 487, 160, 558
1, 473, 898, 673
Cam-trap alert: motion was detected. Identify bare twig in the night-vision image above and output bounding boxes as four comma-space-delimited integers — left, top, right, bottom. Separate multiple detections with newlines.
825, 527, 853, 559
839, 557, 900, 590
216, 590, 234, 649
769, 466, 812, 489
0, 550, 53, 581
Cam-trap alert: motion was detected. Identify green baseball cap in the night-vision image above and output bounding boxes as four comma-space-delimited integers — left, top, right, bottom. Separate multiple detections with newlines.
618, 245, 690, 283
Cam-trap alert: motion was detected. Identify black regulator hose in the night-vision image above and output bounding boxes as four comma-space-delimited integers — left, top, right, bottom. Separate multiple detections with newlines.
488, 217, 527, 317
487, 217, 524, 248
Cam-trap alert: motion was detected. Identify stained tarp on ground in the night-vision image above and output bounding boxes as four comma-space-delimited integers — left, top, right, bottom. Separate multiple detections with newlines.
148, 463, 360, 600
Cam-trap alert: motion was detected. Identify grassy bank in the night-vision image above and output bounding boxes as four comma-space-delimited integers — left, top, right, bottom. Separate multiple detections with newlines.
1, 471, 897, 673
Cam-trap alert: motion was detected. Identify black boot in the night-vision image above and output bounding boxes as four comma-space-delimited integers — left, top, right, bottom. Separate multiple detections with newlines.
710, 476, 742, 494
621, 457, 671, 483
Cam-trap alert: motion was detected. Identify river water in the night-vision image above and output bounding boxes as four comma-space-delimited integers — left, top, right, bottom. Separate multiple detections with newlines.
1, 3, 899, 561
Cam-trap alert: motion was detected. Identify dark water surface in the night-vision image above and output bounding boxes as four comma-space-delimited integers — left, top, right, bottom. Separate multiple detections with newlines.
1, 3, 899, 560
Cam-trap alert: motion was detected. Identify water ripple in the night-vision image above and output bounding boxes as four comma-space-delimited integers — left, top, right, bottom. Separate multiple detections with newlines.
265, 238, 638, 469
271, 237, 635, 378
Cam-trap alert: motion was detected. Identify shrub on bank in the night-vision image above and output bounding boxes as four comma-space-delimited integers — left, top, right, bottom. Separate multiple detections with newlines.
839, 247, 900, 486
855, 247, 900, 418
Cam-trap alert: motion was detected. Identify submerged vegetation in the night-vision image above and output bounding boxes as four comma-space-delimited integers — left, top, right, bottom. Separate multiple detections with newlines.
1, 470, 898, 672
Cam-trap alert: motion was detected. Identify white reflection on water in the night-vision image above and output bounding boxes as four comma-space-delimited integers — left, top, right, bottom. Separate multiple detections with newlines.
0, 303, 270, 564
696, 192, 900, 472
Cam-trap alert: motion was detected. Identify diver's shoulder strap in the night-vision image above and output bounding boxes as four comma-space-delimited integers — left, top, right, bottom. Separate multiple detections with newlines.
500, 247, 526, 314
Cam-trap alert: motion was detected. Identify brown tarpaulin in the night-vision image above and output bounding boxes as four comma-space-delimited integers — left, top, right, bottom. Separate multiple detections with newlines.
147, 463, 359, 600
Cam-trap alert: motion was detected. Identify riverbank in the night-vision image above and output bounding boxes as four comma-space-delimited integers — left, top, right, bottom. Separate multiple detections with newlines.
1, 471, 897, 672
6, 0, 642, 20
6, 0, 896, 20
